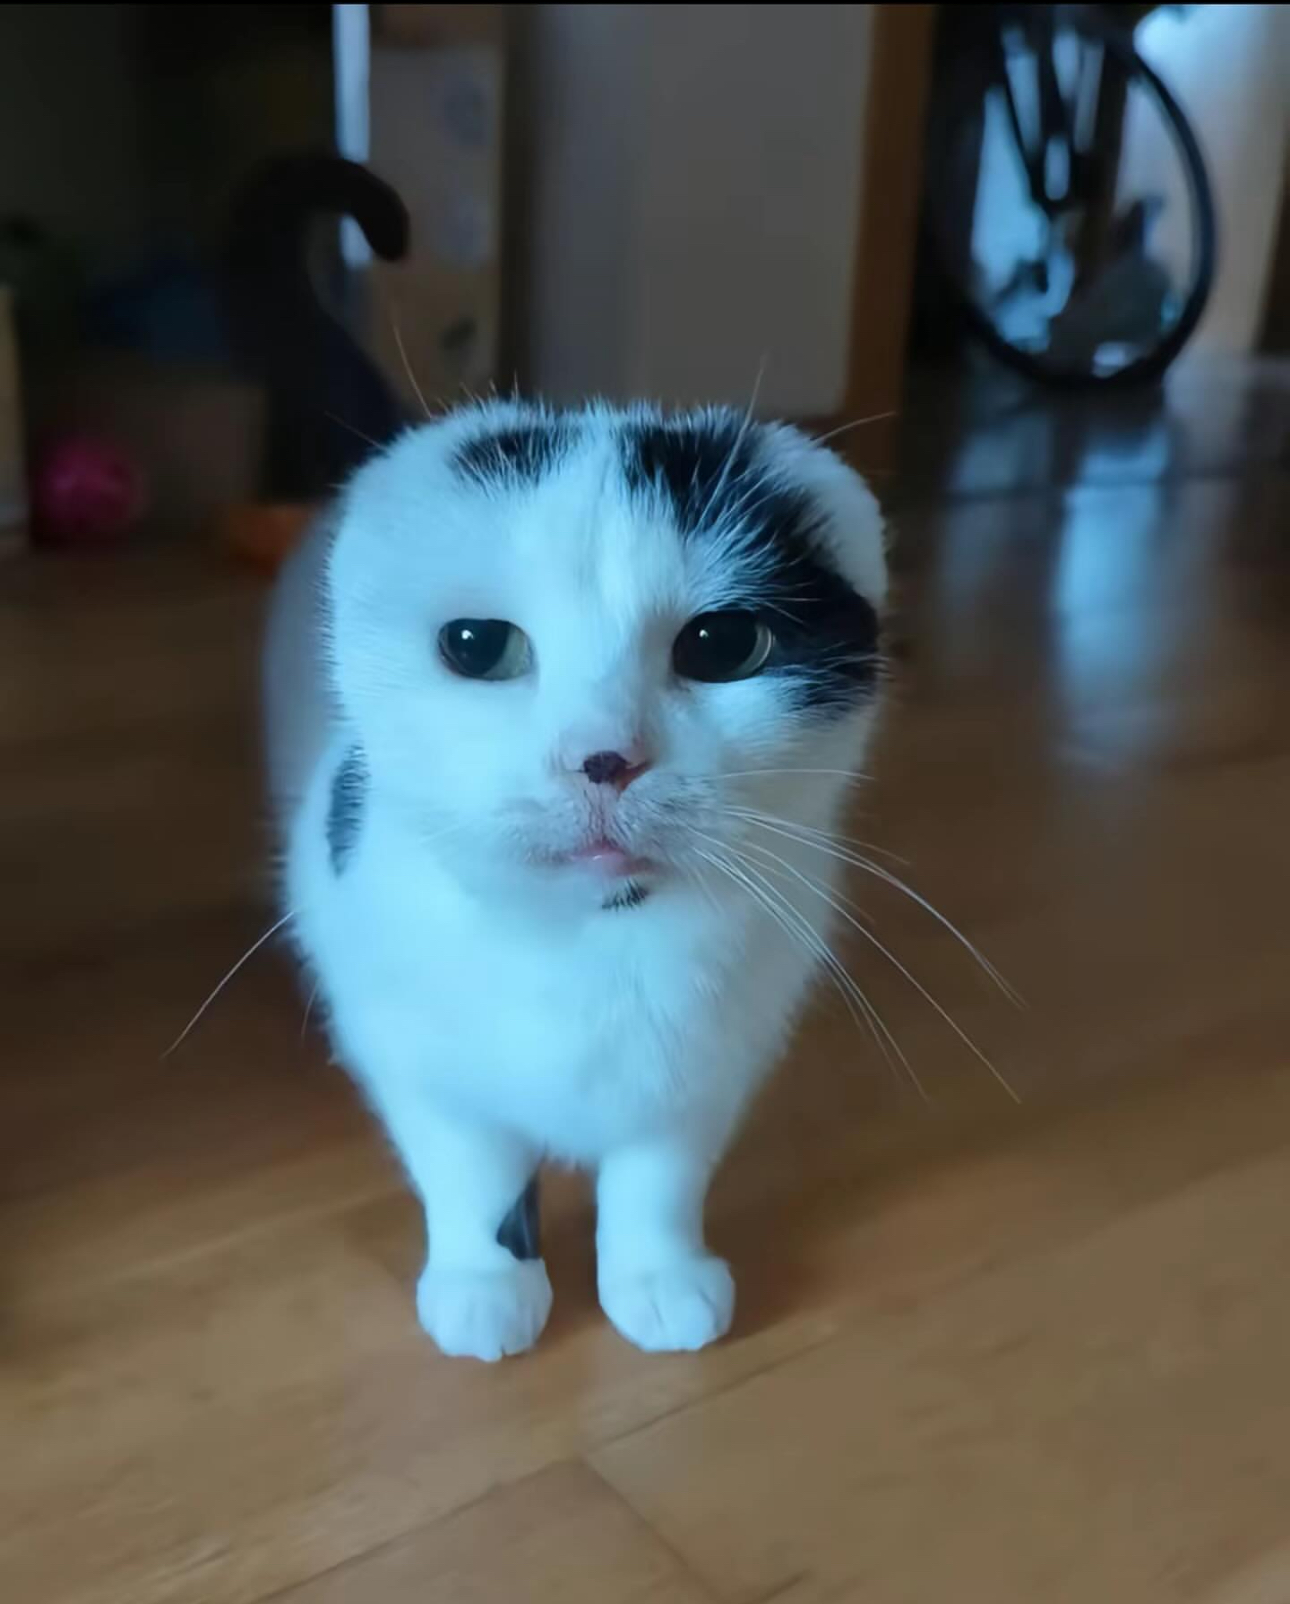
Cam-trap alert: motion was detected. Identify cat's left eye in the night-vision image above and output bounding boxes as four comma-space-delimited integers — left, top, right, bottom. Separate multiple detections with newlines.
438, 619, 533, 681
673, 611, 774, 683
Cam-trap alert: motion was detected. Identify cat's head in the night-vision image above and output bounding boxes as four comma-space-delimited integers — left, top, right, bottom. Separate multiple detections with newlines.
327, 402, 886, 906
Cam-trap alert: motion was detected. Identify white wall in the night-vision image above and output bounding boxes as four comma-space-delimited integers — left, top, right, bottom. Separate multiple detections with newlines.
1135, 4, 1290, 354
522, 4, 874, 414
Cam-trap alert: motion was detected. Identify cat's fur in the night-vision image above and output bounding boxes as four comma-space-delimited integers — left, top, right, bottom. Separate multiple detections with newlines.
265, 399, 886, 1359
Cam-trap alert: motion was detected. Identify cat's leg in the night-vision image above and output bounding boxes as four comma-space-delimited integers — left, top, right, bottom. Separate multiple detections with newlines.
596, 1135, 734, 1353
375, 1089, 551, 1361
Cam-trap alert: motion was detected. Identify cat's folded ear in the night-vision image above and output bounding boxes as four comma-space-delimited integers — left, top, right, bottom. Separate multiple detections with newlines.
761, 424, 888, 612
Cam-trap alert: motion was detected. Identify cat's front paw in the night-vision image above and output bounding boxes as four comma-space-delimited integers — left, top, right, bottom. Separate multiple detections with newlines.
599, 1255, 735, 1353
416, 1259, 552, 1361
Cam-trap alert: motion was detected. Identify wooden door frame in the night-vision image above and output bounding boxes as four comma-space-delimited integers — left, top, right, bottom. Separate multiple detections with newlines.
821, 4, 936, 468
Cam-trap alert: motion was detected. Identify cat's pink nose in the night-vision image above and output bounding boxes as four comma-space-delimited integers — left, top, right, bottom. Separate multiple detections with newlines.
581, 750, 649, 790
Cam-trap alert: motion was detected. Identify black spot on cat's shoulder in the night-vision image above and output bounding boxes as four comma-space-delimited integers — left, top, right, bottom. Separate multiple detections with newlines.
453, 420, 572, 489
327, 745, 367, 875
496, 1175, 541, 1260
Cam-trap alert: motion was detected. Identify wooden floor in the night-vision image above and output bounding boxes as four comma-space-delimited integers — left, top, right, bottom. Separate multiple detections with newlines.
4, 360, 1290, 1603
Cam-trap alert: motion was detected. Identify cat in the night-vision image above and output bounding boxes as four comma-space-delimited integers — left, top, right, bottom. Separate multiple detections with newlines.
257, 165, 887, 1362
226, 153, 409, 501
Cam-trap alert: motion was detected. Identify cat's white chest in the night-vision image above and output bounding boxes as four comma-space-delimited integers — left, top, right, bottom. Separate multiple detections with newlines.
302, 836, 781, 1160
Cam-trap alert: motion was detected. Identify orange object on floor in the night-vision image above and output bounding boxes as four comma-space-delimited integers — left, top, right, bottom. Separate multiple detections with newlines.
220, 502, 317, 572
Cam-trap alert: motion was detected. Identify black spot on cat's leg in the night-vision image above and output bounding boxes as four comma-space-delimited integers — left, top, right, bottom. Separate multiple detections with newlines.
453, 422, 573, 489
326, 745, 367, 875
496, 1175, 541, 1261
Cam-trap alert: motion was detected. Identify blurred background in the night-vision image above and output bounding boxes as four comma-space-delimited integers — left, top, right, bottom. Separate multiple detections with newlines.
2, 2, 1286, 554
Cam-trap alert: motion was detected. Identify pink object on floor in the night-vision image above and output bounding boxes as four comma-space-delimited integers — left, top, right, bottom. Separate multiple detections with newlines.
32, 436, 147, 547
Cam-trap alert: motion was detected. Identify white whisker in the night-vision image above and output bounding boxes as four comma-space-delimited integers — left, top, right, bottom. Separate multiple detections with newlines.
164, 909, 298, 1057
812, 409, 898, 449
722, 768, 875, 785
732, 834, 1020, 1103
694, 837, 922, 1098
390, 310, 432, 420
324, 411, 380, 451
300, 974, 321, 1042
745, 854, 921, 1100
694, 369, 766, 534
730, 813, 1022, 1007
697, 831, 918, 1094
695, 845, 872, 1047
726, 804, 908, 867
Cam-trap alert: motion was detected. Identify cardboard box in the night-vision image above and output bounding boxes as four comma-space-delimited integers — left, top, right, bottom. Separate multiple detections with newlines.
364, 6, 504, 410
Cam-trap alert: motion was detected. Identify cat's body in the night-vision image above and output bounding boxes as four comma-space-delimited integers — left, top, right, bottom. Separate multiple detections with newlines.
266, 398, 886, 1359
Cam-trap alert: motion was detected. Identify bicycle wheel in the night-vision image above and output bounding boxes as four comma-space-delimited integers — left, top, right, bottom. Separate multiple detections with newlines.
923, 5, 1216, 388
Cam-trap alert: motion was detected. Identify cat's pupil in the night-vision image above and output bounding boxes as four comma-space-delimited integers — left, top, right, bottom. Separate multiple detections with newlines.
673, 611, 772, 683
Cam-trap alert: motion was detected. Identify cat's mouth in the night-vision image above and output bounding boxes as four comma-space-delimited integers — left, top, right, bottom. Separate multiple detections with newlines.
552, 837, 656, 879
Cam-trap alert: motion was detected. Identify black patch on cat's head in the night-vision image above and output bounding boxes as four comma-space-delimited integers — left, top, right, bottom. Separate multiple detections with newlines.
327, 745, 367, 875
620, 414, 881, 714
453, 420, 572, 489
603, 880, 650, 912
748, 486, 881, 713
620, 412, 757, 537
496, 1175, 541, 1260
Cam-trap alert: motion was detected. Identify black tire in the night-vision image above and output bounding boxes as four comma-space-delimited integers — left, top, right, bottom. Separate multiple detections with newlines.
923, 8, 1217, 389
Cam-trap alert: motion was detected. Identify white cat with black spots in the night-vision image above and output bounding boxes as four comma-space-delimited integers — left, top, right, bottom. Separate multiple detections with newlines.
265, 401, 886, 1360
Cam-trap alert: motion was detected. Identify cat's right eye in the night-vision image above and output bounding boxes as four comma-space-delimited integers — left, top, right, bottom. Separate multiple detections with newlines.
438, 619, 533, 681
